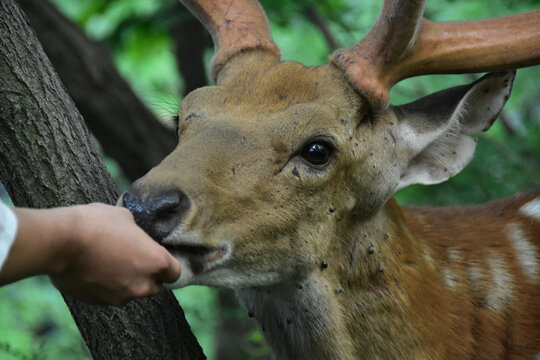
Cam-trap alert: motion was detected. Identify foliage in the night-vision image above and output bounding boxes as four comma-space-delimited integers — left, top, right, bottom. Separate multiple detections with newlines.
1, 0, 538, 359
174, 286, 219, 360
0, 277, 90, 359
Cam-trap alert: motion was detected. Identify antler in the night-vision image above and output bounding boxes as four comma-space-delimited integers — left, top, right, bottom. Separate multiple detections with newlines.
180, 0, 281, 81
331, 1, 540, 111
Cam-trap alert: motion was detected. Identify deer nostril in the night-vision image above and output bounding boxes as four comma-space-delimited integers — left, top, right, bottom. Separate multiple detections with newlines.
122, 188, 190, 243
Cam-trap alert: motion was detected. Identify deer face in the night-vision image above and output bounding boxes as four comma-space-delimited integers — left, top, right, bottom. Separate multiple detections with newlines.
123, 50, 515, 289
123, 55, 384, 288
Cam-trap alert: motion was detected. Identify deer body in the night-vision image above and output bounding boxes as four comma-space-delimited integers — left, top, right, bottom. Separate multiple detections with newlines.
238, 194, 540, 360
121, 2, 540, 359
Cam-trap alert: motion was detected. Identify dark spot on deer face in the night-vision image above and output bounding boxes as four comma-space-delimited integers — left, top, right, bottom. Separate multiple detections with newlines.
292, 166, 301, 181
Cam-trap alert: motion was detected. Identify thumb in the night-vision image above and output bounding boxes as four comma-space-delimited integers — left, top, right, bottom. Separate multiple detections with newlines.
158, 253, 181, 284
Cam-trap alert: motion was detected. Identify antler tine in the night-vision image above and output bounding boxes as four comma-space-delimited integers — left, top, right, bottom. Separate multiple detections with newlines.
331, 0, 426, 111
331, 1, 540, 112
180, 0, 281, 81
402, 11, 540, 86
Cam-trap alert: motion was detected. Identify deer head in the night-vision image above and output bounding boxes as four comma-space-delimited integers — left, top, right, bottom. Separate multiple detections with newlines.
122, 1, 540, 293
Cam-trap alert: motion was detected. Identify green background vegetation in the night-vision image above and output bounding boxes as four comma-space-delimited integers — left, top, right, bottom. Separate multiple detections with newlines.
1, 0, 539, 358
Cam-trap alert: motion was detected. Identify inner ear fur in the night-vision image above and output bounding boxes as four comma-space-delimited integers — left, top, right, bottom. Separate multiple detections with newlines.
394, 71, 516, 190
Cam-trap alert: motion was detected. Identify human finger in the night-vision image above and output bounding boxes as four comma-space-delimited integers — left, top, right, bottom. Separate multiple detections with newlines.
156, 253, 181, 284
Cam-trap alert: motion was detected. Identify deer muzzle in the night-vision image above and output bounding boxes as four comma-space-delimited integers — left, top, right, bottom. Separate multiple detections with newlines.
121, 186, 231, 287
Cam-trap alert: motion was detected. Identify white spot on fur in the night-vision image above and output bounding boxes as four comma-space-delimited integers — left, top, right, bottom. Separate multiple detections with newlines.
442, 267, 459, 289
486, 253, 514, 311
506, 223, 539, 282
447, 248, 463, 263
519, 198, 540, 221
467, 262, 483, 291
422, 246, 435, 268
442, 249, 462, 289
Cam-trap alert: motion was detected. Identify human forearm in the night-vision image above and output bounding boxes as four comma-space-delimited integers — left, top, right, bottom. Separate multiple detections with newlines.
0, 203, 180, 305
0, 207, 75, 285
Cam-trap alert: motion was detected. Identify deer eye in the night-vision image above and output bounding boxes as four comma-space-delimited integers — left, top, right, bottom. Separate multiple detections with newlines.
301, 141, 333, 166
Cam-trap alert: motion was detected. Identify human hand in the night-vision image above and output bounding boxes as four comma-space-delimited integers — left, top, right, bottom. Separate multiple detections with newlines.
49, 203, 181, 306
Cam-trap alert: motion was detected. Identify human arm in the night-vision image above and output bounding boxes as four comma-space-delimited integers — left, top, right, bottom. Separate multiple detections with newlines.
0, 203, 180, 306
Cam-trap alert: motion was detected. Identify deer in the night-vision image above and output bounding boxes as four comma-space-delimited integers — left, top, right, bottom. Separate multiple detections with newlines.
121, 1, 540, 359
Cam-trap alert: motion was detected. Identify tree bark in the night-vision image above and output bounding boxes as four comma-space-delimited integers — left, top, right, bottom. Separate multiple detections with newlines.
0, 1, 204, 359
15, 0, 178, 181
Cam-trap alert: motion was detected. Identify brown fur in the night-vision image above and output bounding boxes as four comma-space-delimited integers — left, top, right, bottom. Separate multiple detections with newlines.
401, 193, 540, 359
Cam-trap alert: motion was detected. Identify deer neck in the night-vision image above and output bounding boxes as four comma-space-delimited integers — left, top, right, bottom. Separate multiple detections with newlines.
236, 199, 441, 360
236, 272, 353, 360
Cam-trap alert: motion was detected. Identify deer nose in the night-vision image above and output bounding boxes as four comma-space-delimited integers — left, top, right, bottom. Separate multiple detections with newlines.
122, 188, 190, 243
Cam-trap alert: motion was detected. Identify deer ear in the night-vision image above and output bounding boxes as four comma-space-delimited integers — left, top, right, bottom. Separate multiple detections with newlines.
394, 71, 515, 191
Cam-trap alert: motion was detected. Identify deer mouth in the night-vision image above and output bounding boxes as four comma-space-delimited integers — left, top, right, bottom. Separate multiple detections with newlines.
164, 243, 229, 274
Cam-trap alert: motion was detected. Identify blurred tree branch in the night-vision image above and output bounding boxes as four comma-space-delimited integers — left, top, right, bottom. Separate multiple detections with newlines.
104, 1, 211, 97
304, 6, 341, 51
16, 0, 177, 181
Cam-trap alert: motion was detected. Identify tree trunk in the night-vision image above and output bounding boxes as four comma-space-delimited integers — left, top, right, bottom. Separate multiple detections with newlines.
15, 0, 177, 181
0, 1, 205, 359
